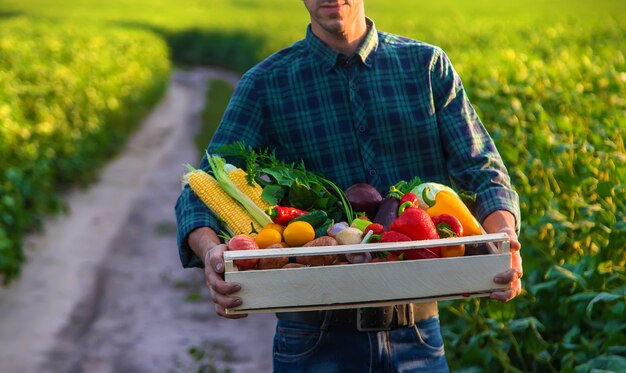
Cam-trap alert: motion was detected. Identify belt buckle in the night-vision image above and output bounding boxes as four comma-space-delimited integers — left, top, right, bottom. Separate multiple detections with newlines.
356, 307, 392, 332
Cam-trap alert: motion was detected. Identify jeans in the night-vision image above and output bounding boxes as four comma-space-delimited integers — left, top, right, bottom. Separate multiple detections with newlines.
272, 315, 449, 372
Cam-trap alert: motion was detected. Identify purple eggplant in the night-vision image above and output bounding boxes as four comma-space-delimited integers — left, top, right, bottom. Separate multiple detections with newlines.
373, 197, 400, 231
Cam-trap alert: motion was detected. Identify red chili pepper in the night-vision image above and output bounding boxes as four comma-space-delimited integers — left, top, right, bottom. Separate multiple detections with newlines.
266, 206, 308, 225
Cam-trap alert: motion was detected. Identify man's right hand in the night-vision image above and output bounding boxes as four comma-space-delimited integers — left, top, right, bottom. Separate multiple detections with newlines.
189, 227, 247, 319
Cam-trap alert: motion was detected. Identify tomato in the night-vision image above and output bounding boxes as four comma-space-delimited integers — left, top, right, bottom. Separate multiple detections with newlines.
228, 234, 260, 270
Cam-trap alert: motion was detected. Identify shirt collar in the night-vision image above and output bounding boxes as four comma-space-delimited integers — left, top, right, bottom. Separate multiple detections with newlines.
305, 17, 378, 71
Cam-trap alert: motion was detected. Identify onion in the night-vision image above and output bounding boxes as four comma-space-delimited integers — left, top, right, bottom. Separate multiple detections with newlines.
345, 252, 372, 264
327, 221, 349, 237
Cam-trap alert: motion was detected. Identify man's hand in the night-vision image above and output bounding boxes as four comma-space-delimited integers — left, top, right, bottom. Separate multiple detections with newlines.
189, 227, 248, 319
482, 211, 523, 302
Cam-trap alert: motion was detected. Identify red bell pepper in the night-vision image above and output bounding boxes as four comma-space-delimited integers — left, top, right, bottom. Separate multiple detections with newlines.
379, 230, 411, 243
390, 207, 439, 241
266, 206, 308, 225
390, 207, 441, 258
432, 214, 465, 257
379, 230, 412, 257
432, 214, 463, 237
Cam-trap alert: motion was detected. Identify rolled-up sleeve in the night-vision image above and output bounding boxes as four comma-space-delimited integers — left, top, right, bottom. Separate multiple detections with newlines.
430, 48, 521, 232
175, 183, 222, 268
174, 71, 267, 268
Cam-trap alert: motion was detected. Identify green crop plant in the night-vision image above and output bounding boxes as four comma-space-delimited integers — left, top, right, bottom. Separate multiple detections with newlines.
0, 18, 170, 283
0, 0, 624, 370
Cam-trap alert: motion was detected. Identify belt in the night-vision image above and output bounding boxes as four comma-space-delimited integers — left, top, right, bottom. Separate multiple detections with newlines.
275, 302, 438, 332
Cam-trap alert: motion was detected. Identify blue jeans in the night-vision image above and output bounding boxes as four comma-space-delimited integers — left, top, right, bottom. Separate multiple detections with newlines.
272, 315, 449, 372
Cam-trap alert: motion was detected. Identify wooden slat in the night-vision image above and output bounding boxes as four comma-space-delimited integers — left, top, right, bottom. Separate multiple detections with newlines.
224, 232, 510, 260
225, 252, 510, 313
226, 292, 496, 314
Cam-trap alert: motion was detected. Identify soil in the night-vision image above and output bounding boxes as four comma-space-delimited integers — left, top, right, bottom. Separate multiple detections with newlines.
0, 68, 275, 373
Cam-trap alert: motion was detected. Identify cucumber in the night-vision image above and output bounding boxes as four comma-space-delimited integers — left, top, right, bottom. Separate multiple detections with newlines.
290, 210, 328, 228
314, 219, 333, 238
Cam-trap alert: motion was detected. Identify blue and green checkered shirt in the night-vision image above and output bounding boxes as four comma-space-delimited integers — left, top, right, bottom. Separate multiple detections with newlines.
175, 18, 520, 268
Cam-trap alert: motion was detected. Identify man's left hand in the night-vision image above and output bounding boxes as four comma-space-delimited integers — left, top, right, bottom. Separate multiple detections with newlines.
482, 211, 523, 302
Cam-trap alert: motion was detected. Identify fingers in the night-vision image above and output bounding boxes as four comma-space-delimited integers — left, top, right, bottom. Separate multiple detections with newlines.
206, 266, 241, 295
206, 244, 226, 274
491, 267, 523, 302
204, 244, 247, 318
511, 251, 523, 278
215, 304, 248, 319
494, 268, 522, 284
210, 290, 248, 319
490, 280, 522, 302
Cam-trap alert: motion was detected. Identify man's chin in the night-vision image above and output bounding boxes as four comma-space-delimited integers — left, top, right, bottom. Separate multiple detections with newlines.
319, 20, 346, 35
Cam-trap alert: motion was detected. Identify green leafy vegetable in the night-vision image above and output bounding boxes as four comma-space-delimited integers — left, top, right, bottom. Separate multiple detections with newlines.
215, 142, 354, 223
388, 176, 422, 200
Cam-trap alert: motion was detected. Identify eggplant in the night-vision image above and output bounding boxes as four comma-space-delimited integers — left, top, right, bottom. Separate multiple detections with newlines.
373, 197, 400, 231
345, 183, 383, 219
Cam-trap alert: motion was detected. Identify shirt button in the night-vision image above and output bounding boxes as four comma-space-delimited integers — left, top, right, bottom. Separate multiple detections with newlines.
369, 169, 377, 176
358, 125, 366, 132
350, 82, 357, 90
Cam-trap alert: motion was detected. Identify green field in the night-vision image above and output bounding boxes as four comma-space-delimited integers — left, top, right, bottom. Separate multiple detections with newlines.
1, 1, 625, 371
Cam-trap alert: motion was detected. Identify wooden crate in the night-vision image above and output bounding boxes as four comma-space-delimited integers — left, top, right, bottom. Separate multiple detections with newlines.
224, 233, 511, 314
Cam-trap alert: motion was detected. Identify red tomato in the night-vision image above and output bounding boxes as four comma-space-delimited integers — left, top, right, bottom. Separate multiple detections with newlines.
228, 234, 260, 270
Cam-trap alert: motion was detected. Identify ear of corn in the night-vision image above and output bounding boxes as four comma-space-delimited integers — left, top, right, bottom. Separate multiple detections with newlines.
206, 154, 273, 227
186, 167, 260, 235
228, 168, 271, 211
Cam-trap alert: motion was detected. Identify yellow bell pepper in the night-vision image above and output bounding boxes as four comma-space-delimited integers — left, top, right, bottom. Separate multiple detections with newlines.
422, 187, 483, 236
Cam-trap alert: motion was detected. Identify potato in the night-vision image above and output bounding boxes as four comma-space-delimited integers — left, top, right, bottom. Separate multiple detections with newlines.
258, 256, 290, 270
282, 263, 306, 269
297, 236, 337, 266
303, 236, 338, 247
257, 243, 289, 270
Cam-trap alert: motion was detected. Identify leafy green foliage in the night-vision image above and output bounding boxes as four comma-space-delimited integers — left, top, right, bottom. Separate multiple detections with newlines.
0, 18, 170, 283
215, 142, 354, 223
1, 0, 625, 370
435, 18, 626, 372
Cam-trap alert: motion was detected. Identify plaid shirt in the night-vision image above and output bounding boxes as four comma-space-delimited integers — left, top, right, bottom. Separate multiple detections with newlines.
175, 19, 520, 268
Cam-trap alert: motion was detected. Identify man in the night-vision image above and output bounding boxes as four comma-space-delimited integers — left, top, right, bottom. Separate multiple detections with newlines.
175, 0, 522, 371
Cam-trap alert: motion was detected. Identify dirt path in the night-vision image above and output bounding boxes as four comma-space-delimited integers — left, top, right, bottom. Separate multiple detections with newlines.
0, 68, 275, 373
